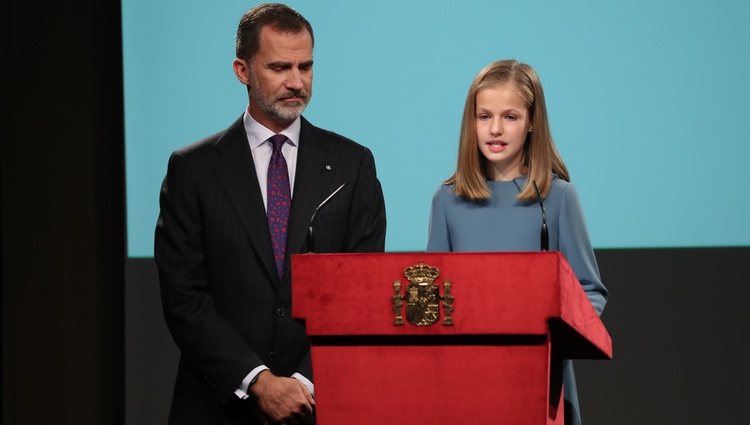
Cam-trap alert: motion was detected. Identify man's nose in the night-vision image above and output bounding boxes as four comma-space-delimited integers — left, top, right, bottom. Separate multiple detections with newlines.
285, 68, 304, 90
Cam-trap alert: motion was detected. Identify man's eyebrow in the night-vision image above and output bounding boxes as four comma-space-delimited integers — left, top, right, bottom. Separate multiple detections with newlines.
265, 60, 314, 69
266, 61, 293, 69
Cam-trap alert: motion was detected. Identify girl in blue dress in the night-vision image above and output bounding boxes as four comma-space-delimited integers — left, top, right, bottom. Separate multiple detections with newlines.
427, 59, 608, 425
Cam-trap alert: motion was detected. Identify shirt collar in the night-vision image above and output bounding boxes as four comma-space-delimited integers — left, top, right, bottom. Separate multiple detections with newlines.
243, 108, 301, 150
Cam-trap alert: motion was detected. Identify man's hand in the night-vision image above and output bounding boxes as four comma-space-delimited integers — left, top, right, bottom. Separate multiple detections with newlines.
250, 370, 315, 424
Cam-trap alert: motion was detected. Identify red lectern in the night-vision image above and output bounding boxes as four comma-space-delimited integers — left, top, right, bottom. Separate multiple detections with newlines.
292, 252, 612, 425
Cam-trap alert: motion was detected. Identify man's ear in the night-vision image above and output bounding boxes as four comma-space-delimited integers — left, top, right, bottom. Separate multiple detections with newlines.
233, 58, 251, 85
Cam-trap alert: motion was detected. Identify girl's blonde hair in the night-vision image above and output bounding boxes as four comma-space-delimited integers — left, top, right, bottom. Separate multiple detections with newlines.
446, 59, 569, 201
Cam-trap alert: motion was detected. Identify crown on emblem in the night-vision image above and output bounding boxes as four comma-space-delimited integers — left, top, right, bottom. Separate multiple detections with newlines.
404, 262, 440, 285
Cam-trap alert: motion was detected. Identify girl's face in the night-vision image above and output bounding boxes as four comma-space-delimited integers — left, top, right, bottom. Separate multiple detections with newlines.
475, 84, 532, 181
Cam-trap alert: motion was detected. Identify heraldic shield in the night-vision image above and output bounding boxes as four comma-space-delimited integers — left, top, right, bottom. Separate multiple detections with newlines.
392, 262, 454, 326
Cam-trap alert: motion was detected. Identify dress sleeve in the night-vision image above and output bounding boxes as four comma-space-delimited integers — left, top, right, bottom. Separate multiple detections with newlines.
426, 185, 452, 252
558, 184, 608, 315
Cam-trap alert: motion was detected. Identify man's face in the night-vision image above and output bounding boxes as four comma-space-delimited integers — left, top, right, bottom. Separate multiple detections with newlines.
234, 26, 313, 132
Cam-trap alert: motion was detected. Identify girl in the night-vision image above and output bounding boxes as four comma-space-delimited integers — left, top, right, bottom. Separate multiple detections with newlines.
426, 59, 608, 425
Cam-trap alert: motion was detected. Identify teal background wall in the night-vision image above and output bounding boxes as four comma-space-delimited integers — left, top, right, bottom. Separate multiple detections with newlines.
123, 0, 750, 256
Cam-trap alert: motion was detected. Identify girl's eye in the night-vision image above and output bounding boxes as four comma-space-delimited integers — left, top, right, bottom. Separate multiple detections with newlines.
477, 114, 490, 120
506, 115, 517, 121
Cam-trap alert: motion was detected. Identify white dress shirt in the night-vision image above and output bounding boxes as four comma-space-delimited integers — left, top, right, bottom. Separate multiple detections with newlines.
243, 110, 300, 210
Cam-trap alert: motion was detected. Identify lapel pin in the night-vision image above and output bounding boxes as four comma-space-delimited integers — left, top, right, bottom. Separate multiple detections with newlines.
325, 165, 332, 171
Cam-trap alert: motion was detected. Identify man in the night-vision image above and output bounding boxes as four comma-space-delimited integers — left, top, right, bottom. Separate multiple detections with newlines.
154, 4, 386, 424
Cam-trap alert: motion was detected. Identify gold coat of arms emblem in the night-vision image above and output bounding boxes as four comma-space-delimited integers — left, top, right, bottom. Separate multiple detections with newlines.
392, 262, 454, 326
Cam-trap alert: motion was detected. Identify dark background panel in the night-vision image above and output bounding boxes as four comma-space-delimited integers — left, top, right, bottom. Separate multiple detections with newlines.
126, 248, 750, 425
125, 260, 177, 425
2, 1, 124, 424
577, 248, 749, 424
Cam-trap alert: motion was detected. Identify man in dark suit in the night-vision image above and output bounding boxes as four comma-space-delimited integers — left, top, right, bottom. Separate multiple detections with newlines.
154, 4, 386, 424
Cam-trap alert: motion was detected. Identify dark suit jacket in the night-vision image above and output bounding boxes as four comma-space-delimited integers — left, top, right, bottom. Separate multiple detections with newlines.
155, 116, 386, 424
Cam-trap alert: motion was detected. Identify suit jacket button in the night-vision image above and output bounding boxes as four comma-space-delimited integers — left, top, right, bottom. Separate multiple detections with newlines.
276, 307, 286, 317
268, 351, 274, 361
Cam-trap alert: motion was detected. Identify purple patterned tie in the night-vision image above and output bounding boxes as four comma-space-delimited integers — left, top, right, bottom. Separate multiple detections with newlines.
266, 134, 291, 279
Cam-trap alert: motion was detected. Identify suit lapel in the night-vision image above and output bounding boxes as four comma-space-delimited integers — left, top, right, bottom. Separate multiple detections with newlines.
284, 118, 335, 277
211, 116, 278, 284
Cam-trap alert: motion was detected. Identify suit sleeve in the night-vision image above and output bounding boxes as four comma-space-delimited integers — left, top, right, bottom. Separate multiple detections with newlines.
155, 151, 261, 404
558, 184, 608, 315
344, 147, 387, 252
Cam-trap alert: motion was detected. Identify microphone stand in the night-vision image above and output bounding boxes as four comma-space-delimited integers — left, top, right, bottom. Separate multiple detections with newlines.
306, 183, 347, 253
532, 180, 549, 252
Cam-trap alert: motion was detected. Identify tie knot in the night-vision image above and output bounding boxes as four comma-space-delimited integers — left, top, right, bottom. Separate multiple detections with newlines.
269, 134, 287, 153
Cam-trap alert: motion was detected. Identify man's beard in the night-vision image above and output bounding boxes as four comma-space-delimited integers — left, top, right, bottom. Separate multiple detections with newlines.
249, 76, 310, 124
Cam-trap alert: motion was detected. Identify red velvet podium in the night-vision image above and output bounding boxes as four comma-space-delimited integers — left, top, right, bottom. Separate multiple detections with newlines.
292, 252, 612, 425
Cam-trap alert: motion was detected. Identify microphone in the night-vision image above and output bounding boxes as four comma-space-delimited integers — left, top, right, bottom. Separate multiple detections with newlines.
306, 183, 346, 253
532, 180, 549, 252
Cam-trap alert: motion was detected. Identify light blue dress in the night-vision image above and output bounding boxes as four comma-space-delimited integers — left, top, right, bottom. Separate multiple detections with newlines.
427, 175, 608, 425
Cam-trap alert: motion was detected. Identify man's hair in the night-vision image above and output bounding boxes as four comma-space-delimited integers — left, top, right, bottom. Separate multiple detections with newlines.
236, 3, 314, 61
